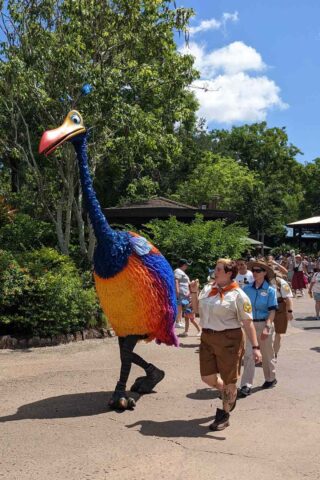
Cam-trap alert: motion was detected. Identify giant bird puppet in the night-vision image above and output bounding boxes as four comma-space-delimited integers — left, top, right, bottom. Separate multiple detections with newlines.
39, 110, 178, 410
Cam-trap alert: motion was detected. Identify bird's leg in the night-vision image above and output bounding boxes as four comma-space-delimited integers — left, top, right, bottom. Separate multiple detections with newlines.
109, 335, 141, 410
128, 336, 165, 394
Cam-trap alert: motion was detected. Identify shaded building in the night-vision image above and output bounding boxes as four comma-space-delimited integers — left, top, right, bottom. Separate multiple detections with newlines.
104, 196, 236, 226
287, 217, 320, 249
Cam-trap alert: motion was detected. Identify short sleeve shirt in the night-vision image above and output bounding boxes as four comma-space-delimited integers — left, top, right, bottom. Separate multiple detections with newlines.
198, 285, 253, 331
174, 268, 190, 296
243, 281, 278, 320
275, 278, 293, 299
236, 270, 254, 289
311, 272, 320, 293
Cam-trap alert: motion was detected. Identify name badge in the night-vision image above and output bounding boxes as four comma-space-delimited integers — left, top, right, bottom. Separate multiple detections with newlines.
260, 291, 268, 296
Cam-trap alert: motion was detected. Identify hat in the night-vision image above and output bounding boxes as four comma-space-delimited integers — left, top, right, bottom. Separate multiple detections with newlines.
274, 270, 284, 279
247, 260, 275, 280
178, 258, 192, 267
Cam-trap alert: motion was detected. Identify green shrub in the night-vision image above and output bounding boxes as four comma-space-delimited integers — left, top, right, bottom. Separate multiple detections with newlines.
0, 249, 30, 312
140, 215, 249, 282
0, 213, 55, 253
0, 248, 99, 337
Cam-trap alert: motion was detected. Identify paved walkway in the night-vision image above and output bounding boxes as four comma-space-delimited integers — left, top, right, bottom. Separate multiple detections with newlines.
1, 296, 320, 480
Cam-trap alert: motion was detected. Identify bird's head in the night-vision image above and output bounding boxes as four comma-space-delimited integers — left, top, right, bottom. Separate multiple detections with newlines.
39, 110, 86, 156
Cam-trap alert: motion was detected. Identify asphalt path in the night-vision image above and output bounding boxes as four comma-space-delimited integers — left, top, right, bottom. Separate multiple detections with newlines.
1, 295, 320, 480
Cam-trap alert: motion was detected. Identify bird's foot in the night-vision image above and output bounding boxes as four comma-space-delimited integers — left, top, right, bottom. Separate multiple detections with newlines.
108, 391, 136, 410
130, 366, 165, 394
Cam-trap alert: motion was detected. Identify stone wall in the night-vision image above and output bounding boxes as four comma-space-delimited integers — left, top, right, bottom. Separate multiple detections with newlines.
0, 328, 114, 350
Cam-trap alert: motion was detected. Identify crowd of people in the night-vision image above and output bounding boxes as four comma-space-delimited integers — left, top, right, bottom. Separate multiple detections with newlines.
173, 250, 318, 432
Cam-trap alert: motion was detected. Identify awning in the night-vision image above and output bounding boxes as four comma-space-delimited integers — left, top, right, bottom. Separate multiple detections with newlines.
243, 237, 272, 249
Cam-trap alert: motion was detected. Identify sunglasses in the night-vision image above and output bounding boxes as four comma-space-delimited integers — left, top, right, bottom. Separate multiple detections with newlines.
252, 268, 265, 273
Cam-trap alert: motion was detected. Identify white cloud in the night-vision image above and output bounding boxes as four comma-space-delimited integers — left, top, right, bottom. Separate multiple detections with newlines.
206, 41, 266, 74
222, 12, 239, 23
180, 41, 288, 124
192, 75, 287, 123
181, 41, 266, 76
189, 11, 238, 36
189, 18, 221, 35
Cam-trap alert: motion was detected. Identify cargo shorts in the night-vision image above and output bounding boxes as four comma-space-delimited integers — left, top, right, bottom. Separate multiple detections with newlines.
199, 328, 245, 385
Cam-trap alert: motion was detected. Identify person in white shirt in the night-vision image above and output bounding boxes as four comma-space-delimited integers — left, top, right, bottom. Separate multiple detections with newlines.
174, 259, 201, 335
235, 259, 253, 289
174, 259, 191, 328
308, 270, 320, 319
191, 258, 261, 432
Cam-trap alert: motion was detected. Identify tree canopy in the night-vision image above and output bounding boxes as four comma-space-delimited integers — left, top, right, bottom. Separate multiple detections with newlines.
0, 0, 317, 255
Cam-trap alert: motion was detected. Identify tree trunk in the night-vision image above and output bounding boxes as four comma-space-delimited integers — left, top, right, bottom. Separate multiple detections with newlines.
56, 203, 69, 254
87, 220, 96, 263
261, 231, 265, 257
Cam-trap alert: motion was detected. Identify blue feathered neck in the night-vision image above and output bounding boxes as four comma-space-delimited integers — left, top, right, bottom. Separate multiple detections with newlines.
72, 133, 113, 243
71, 132, 132, 278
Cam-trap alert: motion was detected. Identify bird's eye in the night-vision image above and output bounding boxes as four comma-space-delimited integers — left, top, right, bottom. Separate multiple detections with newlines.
70, 113, 81, 124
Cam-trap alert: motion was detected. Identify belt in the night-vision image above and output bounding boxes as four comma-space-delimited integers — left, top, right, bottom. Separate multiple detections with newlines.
253, 319, 266, 322
202, 327, 241, 334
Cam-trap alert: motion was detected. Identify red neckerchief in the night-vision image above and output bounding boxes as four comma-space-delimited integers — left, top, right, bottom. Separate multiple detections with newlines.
208, 281, 239, 300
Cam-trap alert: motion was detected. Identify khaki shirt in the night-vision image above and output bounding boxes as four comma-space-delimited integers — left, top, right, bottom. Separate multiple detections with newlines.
276, 278, 293, 299
198, 285, 253, 331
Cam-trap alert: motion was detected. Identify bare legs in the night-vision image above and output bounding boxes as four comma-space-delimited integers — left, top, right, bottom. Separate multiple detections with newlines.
201, 374, 236, 412
182, 316, 201, 336
175, 304, 184, 327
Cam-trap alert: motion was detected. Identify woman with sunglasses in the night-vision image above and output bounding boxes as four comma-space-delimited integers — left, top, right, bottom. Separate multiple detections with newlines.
239, 261, 278, 398
191, 259, 262, 431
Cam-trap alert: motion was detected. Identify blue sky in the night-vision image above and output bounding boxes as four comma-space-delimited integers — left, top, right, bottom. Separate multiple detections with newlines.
176, 0, 320, 164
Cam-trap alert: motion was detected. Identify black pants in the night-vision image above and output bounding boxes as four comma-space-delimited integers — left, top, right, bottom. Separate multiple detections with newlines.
116, 335, 150, 392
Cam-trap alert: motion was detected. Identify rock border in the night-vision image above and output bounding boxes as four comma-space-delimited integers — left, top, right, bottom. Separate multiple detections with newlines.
0, 328, 115, 350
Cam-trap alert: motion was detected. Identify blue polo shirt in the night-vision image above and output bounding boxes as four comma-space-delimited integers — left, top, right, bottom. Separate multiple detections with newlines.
243, 280, 278, 321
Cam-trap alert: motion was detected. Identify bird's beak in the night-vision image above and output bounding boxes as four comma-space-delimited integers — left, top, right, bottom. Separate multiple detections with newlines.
39, 110, 86, 156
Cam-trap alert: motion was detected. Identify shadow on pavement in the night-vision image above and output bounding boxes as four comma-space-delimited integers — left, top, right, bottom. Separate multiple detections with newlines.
310, 346, 320, 352
186, 385, 262, 402
0, 391, 141, 422
295, 317, 317, 321
126, 416, 225, 440
303, 327, 320, 330
179, 343, 200, 349
186, 388, 220, 400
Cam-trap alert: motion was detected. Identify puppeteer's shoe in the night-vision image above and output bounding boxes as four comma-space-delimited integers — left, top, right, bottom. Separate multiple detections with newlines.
108, 391, 136, 410
130, 365, 165, 394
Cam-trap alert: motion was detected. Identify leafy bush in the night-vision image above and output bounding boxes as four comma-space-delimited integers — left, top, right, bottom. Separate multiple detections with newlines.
0, 248, 99, 337
0, 213, 55, 253
0, 196, 16, 228
140, 215, 249, 282
0, 250, 30, 313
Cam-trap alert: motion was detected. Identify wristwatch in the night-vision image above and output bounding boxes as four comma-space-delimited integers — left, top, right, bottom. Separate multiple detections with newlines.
287, 310, 293, 313
252, 345, 260, 350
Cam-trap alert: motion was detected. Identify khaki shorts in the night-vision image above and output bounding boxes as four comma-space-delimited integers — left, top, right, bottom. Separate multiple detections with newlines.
199, 328, 245, 385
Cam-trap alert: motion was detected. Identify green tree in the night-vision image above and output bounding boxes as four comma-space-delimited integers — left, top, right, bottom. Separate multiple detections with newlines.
206, 122, 304, 239
300, 158, 320, 217
0, 0, 198, 257
174, 153, 259, 212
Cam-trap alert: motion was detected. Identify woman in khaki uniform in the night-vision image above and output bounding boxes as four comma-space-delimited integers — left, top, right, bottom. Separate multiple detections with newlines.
191, 259, 262, 432
272, 273, 293, 358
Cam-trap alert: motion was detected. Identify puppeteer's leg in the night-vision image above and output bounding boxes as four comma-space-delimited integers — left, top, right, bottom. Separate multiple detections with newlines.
109, 335, 140, 410
129, 337, 165, 394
